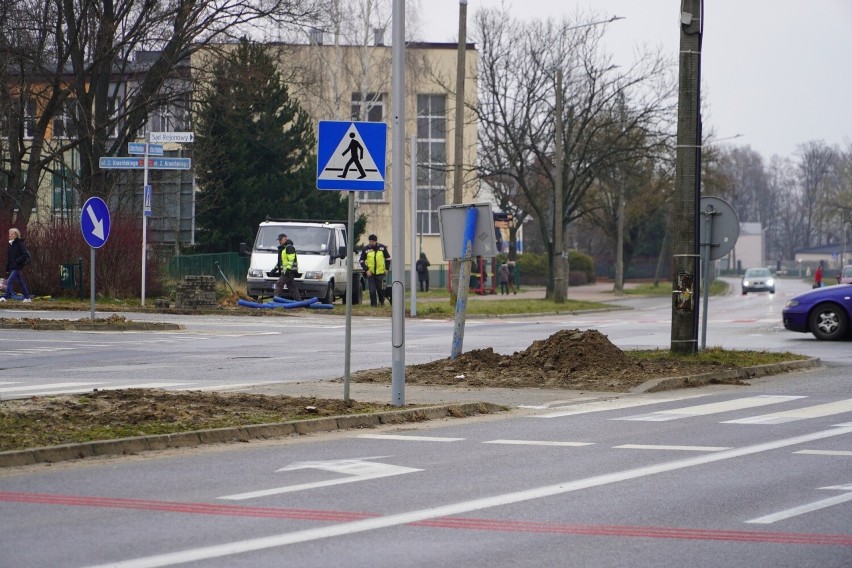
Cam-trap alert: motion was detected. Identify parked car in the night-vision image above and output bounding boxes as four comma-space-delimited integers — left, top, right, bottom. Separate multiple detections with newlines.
782, 284, 852, 340
837, 264, 852, 284
741, 267, 775, 295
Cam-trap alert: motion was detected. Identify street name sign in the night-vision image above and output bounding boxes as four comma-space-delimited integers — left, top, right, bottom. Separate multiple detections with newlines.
99, 157, 191, 170
149, 131, 194, 143
128, 142, 164, 156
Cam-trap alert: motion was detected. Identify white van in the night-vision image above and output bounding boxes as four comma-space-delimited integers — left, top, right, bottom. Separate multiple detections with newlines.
241, 219, 363, 304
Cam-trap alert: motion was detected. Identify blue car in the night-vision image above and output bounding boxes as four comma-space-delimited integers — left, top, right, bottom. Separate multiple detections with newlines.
783, 284, 852, 340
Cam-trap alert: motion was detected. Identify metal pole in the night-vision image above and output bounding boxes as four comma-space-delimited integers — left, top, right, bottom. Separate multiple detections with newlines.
700, 208, 713, 350
449, 0, 468, 304
409, 135, 417, 317
344, 191, 354, 403
89, 247, 95, 320
451, 206, 477, 359
390, 0, 406, 406
141, 138, 149, 306
553, 69, 564, 303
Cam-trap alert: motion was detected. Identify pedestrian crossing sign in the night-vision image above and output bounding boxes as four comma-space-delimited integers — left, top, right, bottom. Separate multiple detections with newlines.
317, 121, 387, 191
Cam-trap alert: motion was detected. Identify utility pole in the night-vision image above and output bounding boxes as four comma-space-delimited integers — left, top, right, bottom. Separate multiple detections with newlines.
450, 0, 468, 304
553, 69, 565, 303
670, 0, 702, 354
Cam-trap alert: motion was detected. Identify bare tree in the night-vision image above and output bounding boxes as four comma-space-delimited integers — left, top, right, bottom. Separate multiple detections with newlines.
472, 7, 676, 295
0, 0, 320, 225
797, 140, 839, 247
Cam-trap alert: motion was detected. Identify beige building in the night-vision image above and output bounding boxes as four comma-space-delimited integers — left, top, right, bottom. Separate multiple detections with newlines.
269, 38, 479, 274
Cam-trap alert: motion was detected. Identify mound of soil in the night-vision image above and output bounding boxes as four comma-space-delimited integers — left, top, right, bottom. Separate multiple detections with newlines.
350, 329, 737, 392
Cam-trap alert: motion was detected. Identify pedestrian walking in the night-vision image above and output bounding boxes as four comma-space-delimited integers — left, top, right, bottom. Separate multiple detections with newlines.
814, 261, 824, 289
2, 228, 32, 303
506, 259, 517, 294
415, 252, 430, 292
359, 234, 390, 306
273, 233, 301, 301
498, 262, 510, 295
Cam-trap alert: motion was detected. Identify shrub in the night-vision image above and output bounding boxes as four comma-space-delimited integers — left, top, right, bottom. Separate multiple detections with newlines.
3, 218, 164, 299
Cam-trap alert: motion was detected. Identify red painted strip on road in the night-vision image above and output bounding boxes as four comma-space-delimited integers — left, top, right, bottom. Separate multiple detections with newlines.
3, 491, 851, 547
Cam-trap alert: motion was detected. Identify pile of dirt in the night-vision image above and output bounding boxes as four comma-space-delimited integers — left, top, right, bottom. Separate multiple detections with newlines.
350, 329, 738, 392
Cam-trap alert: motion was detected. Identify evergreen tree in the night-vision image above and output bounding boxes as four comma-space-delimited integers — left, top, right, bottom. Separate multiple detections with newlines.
194, 39, 351, 252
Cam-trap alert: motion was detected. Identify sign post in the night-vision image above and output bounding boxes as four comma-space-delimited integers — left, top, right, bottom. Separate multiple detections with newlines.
100, 135, 193, 306
80, 197, 111, 320
699, 196, 739, 349
316, 120, 388, 403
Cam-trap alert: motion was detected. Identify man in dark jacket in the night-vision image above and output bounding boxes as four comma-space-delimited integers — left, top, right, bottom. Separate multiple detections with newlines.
359, 234, 390, 306
2, 228, 32, 302
274, 233, 301, 301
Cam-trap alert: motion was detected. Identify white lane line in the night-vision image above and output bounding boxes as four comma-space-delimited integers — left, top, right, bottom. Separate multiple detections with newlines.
724, 399, 852, 425
83, 425, 852, 568
614, 444, 731, 452
0, 381, 104, 392
746, 492, 852, 524
483, 439, 593, 447
535, 392, 709, 418
518, 396, 602, 409
356, 434, 465, 442
794, 450, 852, 456
614, 395, 806, 422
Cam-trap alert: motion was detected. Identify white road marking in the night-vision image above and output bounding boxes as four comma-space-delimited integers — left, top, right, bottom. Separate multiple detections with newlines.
220, 458, 422, 501
483, 439, 594, 447
614, 444, 731, 452
356, 434, 465, 442
746, 489, 852, 524
794, 450, 852, 456
535, 392, 709, 418
84, 425, 852, 568
724, 399, 852, 425
0, 381, 104, 392
518, 396, 602, 409
614, 395, 806, 422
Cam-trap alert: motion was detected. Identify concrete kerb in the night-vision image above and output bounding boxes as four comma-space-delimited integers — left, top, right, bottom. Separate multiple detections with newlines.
0, 402, 505, 468
631, 357, 821, 393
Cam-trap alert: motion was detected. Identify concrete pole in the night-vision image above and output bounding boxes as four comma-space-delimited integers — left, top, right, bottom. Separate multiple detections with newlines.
670, 0, 702, 354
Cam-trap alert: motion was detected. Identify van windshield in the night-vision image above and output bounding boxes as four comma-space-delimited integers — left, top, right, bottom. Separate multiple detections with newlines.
254, 226, 333, 255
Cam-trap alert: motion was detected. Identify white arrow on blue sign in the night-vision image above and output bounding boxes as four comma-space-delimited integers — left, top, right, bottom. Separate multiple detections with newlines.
80, 197, 111, 248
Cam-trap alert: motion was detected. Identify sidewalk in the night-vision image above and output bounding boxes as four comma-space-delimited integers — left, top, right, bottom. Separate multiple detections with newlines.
414, 280, 640, 304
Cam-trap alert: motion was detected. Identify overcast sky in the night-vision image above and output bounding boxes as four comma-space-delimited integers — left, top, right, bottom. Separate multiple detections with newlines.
413, 0, 851, 161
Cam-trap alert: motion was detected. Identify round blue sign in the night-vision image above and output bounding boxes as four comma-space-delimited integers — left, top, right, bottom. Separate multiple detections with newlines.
80, 197, 111, 248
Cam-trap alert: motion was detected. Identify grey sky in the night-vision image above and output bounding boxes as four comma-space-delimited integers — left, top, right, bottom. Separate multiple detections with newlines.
415, 0, 851, 161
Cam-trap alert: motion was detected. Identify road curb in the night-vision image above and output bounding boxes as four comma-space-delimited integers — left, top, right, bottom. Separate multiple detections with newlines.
0, 320, 182, 331
631, 358, 821, 393
0, 402, 505, 468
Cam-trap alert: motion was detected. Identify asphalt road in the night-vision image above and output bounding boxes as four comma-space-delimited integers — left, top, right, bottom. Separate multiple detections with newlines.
1, 277, 851, 567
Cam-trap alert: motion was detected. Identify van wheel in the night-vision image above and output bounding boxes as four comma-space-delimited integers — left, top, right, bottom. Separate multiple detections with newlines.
323, 282, 334, 305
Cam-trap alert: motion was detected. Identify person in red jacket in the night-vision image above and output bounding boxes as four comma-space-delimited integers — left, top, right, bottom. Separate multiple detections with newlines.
814, 261, 823, 288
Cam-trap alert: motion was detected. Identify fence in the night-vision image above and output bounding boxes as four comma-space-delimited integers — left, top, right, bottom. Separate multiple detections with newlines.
167, 252, 249, 285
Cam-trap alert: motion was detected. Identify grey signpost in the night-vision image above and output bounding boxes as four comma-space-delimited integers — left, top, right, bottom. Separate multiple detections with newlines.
699, 196, 739, 349
80, 197, 111, 320
100, 133, 193, 306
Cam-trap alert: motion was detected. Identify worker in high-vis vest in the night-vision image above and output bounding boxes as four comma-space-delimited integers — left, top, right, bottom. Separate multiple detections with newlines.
359, 234, 390, 306
274, 233, 301, 301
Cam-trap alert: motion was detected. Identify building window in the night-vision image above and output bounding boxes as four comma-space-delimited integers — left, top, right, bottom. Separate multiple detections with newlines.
416, 94, 447, 235
53, 99, 79, 139
351, 92, 385, 201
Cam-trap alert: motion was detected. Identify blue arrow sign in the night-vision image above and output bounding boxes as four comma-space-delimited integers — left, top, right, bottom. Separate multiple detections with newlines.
317, 121, 387, 191
80, 197, 111, 248
99, 157, 191, 170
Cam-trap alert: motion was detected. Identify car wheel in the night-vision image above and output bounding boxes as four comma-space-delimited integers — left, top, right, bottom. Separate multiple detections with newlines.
742, 289, 747, 295
769, 287, 775, 294
323, 282, 334, 305
808, 303, 849, 340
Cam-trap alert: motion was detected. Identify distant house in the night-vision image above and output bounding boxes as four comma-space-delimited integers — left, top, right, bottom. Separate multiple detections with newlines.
724, 222, 764, 273
795, 243, 847, 270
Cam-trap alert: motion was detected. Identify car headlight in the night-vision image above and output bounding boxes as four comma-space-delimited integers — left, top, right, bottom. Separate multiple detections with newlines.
767, 278, 775, 286
742, 280, 750, 286
249, 268, 263, 278
785, 300, 799, 308
302, 271, 323, 280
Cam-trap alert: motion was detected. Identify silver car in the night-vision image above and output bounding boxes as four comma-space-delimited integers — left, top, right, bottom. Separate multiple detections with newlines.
741, 267, 775, 295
